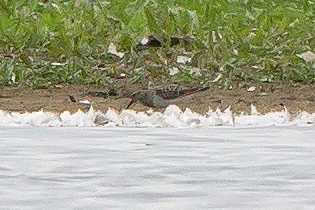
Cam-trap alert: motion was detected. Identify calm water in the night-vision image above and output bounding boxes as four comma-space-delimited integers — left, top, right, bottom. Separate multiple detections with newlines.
1, 126, 315, 210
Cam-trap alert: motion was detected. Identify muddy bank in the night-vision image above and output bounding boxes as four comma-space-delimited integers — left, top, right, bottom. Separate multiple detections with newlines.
0, 82, 314, 115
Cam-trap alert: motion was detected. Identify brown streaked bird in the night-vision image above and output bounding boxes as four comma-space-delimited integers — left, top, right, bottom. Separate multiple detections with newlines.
126, 85, 209, 109
154, 85, 209, 100
127, 90, 170, 109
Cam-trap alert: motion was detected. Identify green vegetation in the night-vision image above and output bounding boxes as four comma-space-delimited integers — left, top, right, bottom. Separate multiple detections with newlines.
1, 0, 315, 88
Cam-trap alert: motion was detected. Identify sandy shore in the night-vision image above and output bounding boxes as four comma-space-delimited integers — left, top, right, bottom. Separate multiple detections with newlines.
0, 82, 314, 115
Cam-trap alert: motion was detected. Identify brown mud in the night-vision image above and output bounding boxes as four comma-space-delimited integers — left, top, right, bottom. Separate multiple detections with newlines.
0, 82, 315, 115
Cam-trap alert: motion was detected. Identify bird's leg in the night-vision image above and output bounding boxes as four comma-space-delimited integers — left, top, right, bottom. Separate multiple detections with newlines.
126, 97, 134, 109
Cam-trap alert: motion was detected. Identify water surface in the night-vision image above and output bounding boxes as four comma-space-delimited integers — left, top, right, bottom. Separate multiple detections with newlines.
1, 126, 315, 210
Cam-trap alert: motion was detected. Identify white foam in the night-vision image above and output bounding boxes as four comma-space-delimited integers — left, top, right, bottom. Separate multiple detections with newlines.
0, 105, 314, 127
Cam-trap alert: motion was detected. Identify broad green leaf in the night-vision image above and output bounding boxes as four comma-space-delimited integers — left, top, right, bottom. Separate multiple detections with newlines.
144, 7, 162, 34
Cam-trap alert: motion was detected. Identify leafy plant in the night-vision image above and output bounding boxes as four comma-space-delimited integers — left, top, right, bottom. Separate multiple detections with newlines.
1, 0, 315, 87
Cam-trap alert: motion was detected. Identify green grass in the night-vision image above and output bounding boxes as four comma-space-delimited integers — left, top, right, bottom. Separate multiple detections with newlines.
1, 0, 315, 88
